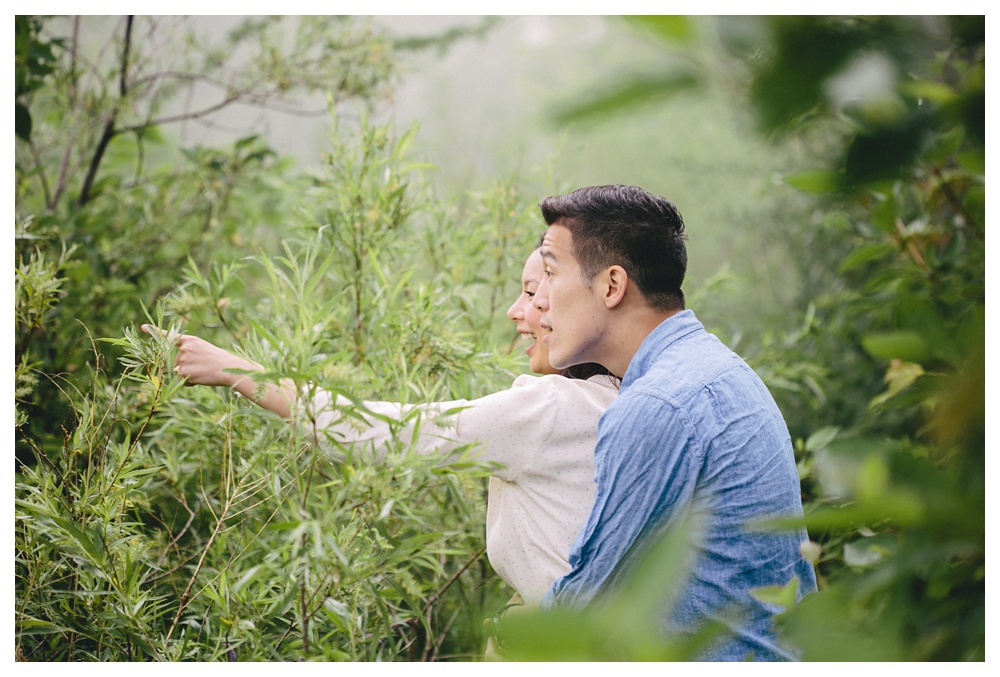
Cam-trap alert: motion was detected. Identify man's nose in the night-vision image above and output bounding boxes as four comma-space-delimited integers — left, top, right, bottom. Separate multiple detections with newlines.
533, 277, 550, 311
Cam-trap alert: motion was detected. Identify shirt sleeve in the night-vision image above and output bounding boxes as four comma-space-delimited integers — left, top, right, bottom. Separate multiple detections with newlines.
297, 375, 558, 481
542, 389, 697, 609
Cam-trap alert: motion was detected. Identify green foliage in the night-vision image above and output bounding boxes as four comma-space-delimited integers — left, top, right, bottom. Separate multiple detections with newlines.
504, 15, 983, 661
15, 14, 984, 662
738, 15, 984, 662
16, 110, 546, 660
14, 16, 61, 141
15, 306, 497, 661
748, 18, 985, 659
499, 511, 728, 661
15, 16, 539, 662
14, 14, 395, 468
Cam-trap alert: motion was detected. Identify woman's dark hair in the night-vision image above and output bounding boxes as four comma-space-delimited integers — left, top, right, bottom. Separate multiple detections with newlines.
539, 184, 687, 311
562, 362, 618, 384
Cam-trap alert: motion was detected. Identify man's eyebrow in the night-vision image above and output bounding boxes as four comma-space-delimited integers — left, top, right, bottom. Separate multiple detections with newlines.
539, 247, 555, 261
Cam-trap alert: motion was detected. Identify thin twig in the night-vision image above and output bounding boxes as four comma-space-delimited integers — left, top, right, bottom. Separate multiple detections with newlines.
421, 544, 486, 616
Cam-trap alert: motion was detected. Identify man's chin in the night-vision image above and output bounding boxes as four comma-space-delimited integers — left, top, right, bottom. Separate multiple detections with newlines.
548, 352, 572, 372
546, 339, 579, 371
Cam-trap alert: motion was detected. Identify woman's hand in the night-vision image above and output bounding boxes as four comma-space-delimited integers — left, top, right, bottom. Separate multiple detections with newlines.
141, 324, 293, 418
140, 324, 261, 388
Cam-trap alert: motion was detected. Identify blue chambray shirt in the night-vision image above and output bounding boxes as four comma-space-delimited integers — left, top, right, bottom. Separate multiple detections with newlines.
542, 310, 817, 661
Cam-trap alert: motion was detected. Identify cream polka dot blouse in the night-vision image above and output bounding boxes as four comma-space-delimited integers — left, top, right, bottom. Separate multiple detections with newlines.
301, 373, 618, 604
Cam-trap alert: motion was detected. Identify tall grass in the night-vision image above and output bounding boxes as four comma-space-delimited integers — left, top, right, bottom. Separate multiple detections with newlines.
16, 115, 545, 661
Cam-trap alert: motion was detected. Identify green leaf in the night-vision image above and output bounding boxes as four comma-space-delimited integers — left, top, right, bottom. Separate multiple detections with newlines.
805, 426, 839, 452
116, 464, 163, 483
553, 72, 700, 125
861, 331, 929, 362
782, 492, 924, 531
956, 149, 985, 175
871, 195, 900, 233
777, 584, 906, 661
869, 360, 925, 409
503, 607, 604, 661
822, 211, 853, 232
627, 15, 696, 43
17, 618, 70, 635
855, 452, 890, 501
751, 577, 800, 611
51, 515, 107, 567
838, 242, 895, 272
784, 170, 842, 194
899, 79, 957, 104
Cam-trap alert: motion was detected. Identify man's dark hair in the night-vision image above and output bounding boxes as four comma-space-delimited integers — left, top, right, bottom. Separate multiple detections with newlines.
540, 184, 687, 311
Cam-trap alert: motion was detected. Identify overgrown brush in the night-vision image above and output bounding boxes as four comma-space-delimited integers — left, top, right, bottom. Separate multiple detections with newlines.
16, 108, 545, 660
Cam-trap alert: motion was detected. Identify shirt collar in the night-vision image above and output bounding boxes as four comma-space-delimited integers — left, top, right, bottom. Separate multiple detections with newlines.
620, 309, 702, 389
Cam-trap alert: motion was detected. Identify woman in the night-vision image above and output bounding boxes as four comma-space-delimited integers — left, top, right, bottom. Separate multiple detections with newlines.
141, 247, 617, 606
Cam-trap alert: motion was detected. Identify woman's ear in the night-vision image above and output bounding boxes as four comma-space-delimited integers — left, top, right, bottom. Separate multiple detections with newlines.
604, 265, 628, 309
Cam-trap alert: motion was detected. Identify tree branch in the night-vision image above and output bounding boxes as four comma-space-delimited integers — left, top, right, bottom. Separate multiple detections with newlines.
49, 16, 81, 209
77, 15, 133, 207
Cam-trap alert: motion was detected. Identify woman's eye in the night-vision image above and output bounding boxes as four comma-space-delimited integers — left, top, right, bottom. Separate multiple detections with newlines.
525, 291, 535, 299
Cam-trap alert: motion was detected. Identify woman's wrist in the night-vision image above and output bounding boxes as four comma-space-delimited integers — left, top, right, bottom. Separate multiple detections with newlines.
222, 356, 261, 390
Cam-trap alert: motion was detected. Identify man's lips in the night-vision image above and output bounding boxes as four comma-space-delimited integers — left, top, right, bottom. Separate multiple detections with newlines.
539, 322, 552, 344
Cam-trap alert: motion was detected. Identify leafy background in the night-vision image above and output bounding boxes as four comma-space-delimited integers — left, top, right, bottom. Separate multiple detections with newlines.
14, 15, 984, 661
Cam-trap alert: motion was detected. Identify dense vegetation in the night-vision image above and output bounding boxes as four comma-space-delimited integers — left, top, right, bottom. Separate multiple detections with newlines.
502, 16, 985, 661
15, 15, 983, 661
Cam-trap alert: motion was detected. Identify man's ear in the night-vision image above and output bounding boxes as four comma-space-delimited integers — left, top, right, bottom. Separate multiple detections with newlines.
603, 265, 628, 309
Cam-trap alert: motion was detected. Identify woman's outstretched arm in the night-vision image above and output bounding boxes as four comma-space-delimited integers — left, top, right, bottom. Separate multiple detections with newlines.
141, 324, 296, 419
140, 324, 541, 473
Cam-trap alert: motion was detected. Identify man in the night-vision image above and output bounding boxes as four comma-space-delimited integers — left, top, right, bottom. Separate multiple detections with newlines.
532, 184, 816, 661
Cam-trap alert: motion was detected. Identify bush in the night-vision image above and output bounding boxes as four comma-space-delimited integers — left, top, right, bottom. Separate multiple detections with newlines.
15, 16, 547, 659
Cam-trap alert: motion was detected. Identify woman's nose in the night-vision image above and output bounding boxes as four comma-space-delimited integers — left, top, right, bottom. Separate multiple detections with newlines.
507, 297, 523, 321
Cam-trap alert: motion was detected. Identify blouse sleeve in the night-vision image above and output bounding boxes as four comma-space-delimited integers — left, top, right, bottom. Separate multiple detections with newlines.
297, 375, 559, 481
